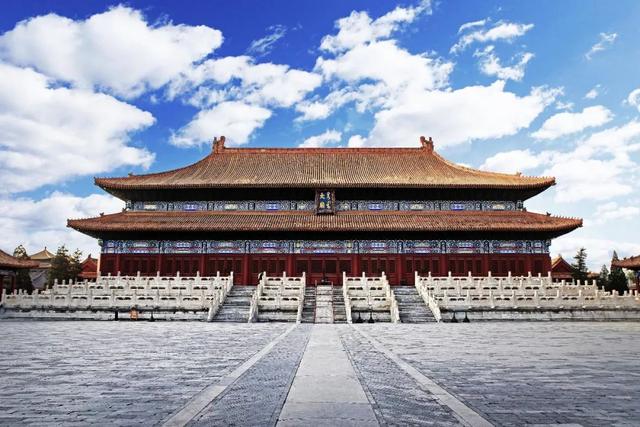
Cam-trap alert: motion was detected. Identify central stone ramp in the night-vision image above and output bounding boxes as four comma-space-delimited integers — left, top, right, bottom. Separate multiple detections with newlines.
277, 325, 378, 426
314, 285, 334, 323
394, 286, 436, 323
212, 286, 254, 322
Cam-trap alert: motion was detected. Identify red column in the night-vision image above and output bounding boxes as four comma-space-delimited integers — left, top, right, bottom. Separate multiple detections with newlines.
525, 255, 533, 276
286, 254, 294, 277
352, 254, 360, 276
199, 255, 205, 276
115, 254, 121, 275
242, 254, 250, 285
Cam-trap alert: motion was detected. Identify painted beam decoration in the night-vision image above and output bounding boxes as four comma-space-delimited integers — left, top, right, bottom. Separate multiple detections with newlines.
101, 239, 551, 254
131, 200, 520, 212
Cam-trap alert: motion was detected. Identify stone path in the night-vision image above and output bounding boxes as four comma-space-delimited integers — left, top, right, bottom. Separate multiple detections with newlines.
187, 325, 310, 427
1, 321, 640, 426
277, 325, 378, 426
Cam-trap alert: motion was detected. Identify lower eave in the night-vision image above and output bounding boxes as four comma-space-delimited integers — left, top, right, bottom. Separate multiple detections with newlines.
68, 210, 582, 239
612, 255, 640, 270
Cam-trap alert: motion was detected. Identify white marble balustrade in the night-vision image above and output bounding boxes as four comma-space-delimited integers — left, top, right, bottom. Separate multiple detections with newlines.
342, 273, 400, 323
415, 272, 640, 311
1, 272, 234, 313
256, 273, 306, 318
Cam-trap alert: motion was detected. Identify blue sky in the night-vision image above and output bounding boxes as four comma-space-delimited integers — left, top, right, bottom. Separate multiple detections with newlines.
1, 0, 639, 268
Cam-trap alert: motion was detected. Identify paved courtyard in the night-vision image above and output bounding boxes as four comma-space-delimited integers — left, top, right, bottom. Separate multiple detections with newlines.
0, 321, 638, 426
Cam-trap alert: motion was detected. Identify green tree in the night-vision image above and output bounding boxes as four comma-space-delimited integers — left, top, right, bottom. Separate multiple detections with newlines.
608, 251, 629, 295
597, 264, 609, 290
12, 245, 34, 293
571, 247, 589, 283
47, 245, 71, 287
47, 246, 84, 287
69, 249, 83, 280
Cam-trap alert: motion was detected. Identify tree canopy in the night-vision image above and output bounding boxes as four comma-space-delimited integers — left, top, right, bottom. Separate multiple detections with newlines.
608, 251, 629, 295
47, 245, 83, 287
12, 245, 33, 293
571, 247, 589, 283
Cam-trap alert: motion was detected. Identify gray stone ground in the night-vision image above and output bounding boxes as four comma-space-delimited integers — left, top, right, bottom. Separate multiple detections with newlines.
0, 321, 639, 426
0, 322, 288, 426
364, 322, 640, 427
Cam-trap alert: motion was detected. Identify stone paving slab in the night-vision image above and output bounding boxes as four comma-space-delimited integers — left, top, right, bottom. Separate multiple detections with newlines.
188, 325, 311, 427
363, 322, 640, 427
340, 326, 462, 426
0, 322, 289, 426
1, 321, 640, 426
277, 325, 378, 426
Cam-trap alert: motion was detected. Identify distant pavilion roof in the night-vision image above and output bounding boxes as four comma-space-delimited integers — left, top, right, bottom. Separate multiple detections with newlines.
612, 255, 640, 270
68, 210, 581, 237
95, 137, 555, 196
0, 249, 39, 270
29, 247, 55, 261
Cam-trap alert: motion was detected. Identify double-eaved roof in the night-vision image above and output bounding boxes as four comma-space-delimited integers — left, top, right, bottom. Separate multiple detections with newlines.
95, 137, 555, 195
69, 137, 580, 239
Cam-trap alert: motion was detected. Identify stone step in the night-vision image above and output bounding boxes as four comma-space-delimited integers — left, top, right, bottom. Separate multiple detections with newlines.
393, 286, 436, 324
257, 310, 298, 322
212, 286, 255, 322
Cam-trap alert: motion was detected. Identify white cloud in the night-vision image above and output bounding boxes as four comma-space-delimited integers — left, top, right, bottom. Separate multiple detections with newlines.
480, 149, 549, 173
0, 192, 123, 257
316, 40, 452, 94
0, 63, 155, 194
451, 20, 534, 53
170, 101, 272, 147
474, 45, 533, 81
555, 101, 574, 110
551, 234, 640, 271
585, 32, 617, 60
366, 82, 560, 147
247, 25, 287, 57
457, 19, 487, 33
587, 202, 640, 226
0, 5, 222, 98
627, 88, 640, 112
531, 106, 613, 140
170, 56, 322, 109
319, 2, 431, 53
168, 56, 321, 145
543, 120, 640, 202
584, 85, 600, 99
309, 8, 554, 148
299, 129, 342, 148
347, 135, 367, 147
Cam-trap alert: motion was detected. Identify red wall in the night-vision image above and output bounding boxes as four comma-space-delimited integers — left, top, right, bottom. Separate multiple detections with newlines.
99, 253, 551, 286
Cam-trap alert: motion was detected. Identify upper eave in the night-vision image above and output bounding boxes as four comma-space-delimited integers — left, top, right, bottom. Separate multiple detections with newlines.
94, 138, 556, 198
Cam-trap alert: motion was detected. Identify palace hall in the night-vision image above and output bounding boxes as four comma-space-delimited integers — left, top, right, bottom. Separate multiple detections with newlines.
68, 136, 582, 286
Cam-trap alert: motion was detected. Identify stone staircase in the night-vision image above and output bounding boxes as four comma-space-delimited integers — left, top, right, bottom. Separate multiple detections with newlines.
212, 286, 254, 322
333, 287, 347, 323
301, 286, 316, 323
394, 286, 436, 323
